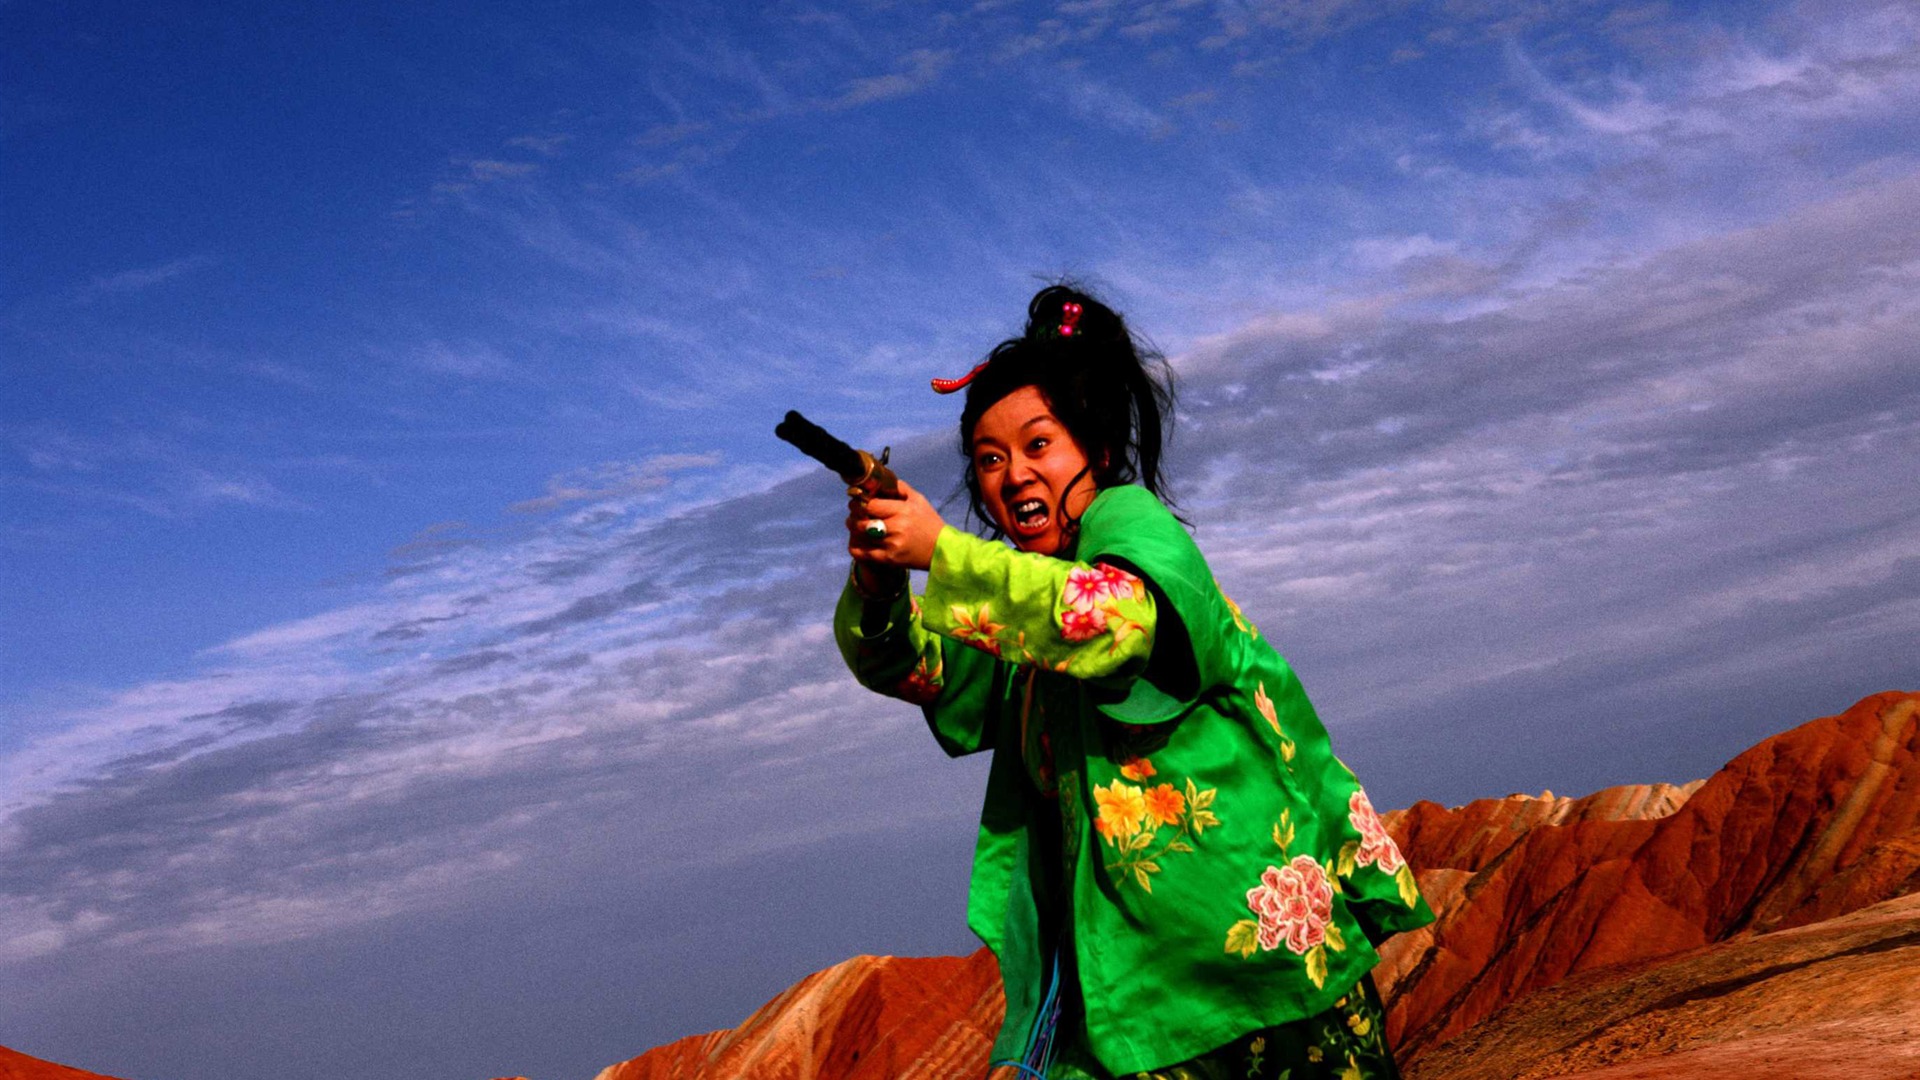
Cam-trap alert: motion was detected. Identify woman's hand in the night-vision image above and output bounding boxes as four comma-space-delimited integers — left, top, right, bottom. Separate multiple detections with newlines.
847, 479, 946, 572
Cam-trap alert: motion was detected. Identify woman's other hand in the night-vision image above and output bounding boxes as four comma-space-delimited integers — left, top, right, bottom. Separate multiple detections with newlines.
847, 478, 946, 572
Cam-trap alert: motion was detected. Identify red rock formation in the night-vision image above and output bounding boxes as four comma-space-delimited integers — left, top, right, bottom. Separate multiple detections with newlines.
1382, 780, 1702, 876
594, 949, 1003, 1080
590, 691, 1917, 1080
0, 1045, 128, 1080
1383, 690, 1920, 1057
1369, 781, 1704, 1032
1404, 890, 1920, 1080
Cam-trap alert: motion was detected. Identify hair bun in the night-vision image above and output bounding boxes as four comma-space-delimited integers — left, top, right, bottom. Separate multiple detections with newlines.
1026, 284, 1118, 344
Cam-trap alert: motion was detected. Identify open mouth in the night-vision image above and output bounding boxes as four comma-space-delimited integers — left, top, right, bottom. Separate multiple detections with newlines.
1009, 497, 1050, 535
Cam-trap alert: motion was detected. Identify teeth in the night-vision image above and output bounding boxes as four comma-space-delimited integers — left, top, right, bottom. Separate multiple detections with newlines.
1007, 498, 1048, 531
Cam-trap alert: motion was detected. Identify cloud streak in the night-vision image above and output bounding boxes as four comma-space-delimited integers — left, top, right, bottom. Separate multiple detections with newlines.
825, 48, 956, 109
7, 162, 1915, 973
79, 256, 214, 299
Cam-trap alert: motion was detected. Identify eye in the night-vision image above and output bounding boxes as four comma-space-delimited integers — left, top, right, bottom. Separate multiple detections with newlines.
1028, 437, 1049, 453
976, 450, 1003, 470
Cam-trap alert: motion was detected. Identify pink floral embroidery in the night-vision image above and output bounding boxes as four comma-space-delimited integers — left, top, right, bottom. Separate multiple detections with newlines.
1246, 855, 1334, 955
1060, 606, 1108, 642
1064, 565, 1116, 609
1348, 790, 1406, 874
1098, 562, 1144, 599
1058, 562, 1145, 649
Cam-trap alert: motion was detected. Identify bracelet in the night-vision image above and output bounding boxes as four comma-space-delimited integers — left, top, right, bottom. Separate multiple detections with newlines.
848, 563, 909, 603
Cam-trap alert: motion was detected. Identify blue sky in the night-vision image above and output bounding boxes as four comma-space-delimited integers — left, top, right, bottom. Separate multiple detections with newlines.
4, 1, 1918, 1078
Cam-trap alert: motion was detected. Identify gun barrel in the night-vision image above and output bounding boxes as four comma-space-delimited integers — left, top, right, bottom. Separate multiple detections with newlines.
775, 410, 864, 482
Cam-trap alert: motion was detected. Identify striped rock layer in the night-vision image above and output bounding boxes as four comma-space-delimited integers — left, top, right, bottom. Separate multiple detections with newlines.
592, 949, 1002, 1080
1378, 690, 1920, 1058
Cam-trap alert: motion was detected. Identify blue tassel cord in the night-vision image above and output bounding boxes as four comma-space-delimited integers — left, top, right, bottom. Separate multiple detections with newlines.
988, 948, 1064, 1080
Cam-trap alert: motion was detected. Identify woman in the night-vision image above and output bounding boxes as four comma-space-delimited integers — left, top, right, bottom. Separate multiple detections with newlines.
834, 285, 1432, 1079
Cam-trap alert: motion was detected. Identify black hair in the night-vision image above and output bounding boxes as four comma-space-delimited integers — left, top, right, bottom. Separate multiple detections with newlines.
959, 283, 1180, 539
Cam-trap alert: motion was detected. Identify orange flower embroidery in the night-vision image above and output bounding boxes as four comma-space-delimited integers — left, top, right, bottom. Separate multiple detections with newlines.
893, 653, 943, 705
1255, 681, 1298, 764
1102, 775, 1220, 893
1119, 756, 1156, 781
1143, 783, 1186, 828
1219, 582, 1258, 637
1094, 780, 1148, 843
1255, 681, 1280, 736
948, 603, 1006, 657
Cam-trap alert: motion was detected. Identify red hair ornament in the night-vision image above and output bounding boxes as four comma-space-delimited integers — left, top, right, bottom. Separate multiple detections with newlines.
929, 302, 1087, 394
1058, 301, 1082, 336
931, 361, 989, 395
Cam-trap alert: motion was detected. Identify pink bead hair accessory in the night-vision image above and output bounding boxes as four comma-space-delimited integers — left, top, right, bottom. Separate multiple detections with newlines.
1059, 301, 1083, 337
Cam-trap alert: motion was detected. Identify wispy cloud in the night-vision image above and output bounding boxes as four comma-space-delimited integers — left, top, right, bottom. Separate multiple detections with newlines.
618, 131, 742, 185
71, 255, 214, 304
1056, 70, 1174, 137
510, 453, 724, 514
1175, 170, 1920, 751
7, 425, 306, 519
1201, 0, 1392, 51
633, 120, 710, 147
506, 133, 573, 155
7, 163, 1916, 972
1499, 5, 1920, 155
180, 470, 301, 511
408, 340, 523, 380
824, 48, 955, 109
464, 159, 541, 181
0, 446, 923, 959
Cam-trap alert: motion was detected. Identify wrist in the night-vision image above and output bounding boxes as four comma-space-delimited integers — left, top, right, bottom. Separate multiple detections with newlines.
911, 523, 948, 572
850, 562, 908, 602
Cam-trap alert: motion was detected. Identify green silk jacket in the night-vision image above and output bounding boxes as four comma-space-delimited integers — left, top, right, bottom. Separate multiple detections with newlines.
834, 484, 1433, 1074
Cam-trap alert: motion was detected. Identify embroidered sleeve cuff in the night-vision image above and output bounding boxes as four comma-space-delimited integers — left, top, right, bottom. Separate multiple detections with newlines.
921, 527, 1155, 683
833, 572, 947, 706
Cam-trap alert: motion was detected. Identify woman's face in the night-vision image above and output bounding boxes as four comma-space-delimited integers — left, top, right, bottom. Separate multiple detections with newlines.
971, 385, 1098, 556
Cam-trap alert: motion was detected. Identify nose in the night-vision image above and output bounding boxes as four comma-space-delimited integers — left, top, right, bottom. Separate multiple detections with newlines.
1004, 451, 1037, 487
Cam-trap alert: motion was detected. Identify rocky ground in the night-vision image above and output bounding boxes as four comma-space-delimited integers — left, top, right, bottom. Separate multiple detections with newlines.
1407, 890, 1920, 1080
8, 691, 1916, 1080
